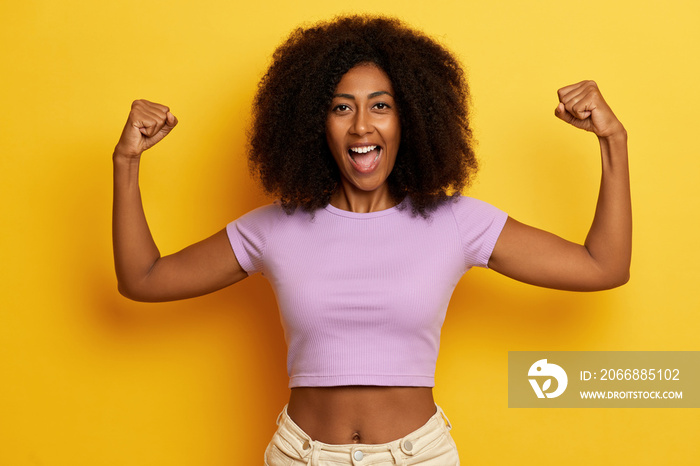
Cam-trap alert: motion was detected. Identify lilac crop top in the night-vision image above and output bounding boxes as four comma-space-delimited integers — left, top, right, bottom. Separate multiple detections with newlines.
226, 196, 507, 388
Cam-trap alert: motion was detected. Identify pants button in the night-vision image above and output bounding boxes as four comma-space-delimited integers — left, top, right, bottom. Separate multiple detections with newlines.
353, 450, 364, 461
404, 440, 413, 451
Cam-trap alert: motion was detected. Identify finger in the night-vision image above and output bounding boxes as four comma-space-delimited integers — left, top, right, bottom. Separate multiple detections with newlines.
132, 99, 170, 115
135, 116, 164, 138
562, 87, 596, 120
154, 112, 178, 140
165, 111, 178, 129
134, 108, 170, 137
569, 99, 594, 120
556, 80, 589, 101
144, 101, 170, 114
554, 101, 594, 133
558, 80, 598, 104
554, 102, 576, 124
130, 100, 169, 129
148, 109, 177, 135
564, 94, 593, 119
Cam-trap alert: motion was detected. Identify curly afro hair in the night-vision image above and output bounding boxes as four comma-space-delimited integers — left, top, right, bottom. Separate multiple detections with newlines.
248, 15, 478, 217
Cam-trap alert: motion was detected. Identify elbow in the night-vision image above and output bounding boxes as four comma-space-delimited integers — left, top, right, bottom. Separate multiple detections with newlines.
597, 268, 630, 290
117, 281, 139, 301
117, 280, 153, 302
619, 270, 631, 286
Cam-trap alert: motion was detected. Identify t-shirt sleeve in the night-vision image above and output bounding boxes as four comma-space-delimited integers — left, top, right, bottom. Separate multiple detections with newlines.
225, 203, 284, 275
450, 196, 508, 269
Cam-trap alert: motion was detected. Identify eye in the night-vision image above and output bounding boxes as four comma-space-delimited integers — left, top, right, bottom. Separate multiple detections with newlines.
332, 104, 351, 112
373, 102, 391, 110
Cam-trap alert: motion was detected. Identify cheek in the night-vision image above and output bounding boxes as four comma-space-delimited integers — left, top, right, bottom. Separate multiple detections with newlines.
385, 119, 401, 147
325, 121, 343, 149
325, 130, 344, 166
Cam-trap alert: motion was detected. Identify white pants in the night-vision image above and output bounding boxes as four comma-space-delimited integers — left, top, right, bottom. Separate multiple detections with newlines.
264, 404, 460, 465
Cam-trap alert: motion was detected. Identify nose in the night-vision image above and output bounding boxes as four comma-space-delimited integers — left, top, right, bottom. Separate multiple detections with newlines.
350, 108, 373, 136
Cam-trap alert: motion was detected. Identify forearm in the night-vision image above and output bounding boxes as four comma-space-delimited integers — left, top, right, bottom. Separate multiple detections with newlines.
583, 131, 632, 286
112, 153, 161, 298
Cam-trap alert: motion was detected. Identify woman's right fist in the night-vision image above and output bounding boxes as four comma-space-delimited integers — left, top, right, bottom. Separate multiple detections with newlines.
114, 100, 178, 158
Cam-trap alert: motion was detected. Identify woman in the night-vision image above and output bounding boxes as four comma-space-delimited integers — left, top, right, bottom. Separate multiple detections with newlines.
112, 16, 630, 466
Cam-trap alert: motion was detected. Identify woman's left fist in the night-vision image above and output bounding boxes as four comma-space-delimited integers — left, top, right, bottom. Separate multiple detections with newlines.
555, 81, 625, 139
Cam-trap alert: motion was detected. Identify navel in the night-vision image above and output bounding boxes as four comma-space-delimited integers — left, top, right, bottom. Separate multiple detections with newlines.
351, 432, 361, 443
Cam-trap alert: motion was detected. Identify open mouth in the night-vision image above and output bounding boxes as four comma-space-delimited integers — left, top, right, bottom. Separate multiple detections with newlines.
348, 145, 382, 173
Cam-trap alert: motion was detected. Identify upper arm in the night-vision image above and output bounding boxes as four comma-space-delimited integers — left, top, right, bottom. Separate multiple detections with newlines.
488, 217, 627, 291
119, 228, 248, 302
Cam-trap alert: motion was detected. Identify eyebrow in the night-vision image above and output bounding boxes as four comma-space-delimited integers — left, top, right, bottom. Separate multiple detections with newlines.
333, 91, 394, 100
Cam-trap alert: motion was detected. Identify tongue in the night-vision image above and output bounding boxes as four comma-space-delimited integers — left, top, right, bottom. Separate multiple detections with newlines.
352, 148, 378, 169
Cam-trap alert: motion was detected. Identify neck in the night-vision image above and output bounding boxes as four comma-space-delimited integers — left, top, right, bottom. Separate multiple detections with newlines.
329, 181, 396, 213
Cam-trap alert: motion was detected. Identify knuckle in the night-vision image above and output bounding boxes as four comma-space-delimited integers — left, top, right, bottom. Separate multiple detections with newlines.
131, 100, 149, 114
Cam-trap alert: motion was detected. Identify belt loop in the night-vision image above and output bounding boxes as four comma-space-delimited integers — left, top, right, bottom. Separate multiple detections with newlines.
310, 445, 321, 466
389, 444, 405, 465
276, 405, 287, 426
438, 405, 453, 431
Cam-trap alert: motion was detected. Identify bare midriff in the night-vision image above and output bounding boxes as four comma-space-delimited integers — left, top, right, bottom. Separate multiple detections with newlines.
286, 386, 436, 444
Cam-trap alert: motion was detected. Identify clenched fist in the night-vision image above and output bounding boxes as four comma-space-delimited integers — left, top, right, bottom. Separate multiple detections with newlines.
555, 81, 625, 139
114, 100, 178, 158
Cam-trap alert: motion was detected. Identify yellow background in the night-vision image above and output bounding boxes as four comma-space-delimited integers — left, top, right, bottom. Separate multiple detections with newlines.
1, 0, 698, 464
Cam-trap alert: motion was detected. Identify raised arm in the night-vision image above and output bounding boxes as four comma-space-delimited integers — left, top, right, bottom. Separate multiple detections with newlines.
488, 81, 631, 291
112, 100, 247, 302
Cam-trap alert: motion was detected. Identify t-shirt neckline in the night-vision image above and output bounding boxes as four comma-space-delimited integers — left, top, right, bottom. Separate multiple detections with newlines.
323, 200, 405, 219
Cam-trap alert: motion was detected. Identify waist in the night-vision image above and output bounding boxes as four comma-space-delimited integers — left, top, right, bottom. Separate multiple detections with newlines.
287, 386, 436, 444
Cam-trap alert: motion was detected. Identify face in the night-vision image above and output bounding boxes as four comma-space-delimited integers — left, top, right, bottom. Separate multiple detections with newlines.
326, 63, 401, 195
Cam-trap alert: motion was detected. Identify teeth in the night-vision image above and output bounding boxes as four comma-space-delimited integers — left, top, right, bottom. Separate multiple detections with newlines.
349, 145, 377, 154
